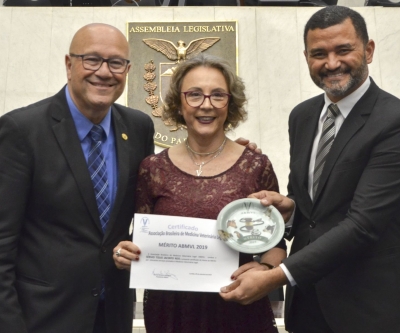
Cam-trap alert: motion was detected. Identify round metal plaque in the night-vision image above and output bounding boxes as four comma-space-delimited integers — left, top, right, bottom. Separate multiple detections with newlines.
217, 198, 285, 254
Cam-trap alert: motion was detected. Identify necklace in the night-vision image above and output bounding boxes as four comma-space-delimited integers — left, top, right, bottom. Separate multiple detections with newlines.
186, 137, 227, 156
186, 137, 227, 176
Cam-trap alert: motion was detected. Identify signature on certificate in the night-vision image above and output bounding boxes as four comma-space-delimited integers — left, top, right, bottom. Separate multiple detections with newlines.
152, 269, 178, 280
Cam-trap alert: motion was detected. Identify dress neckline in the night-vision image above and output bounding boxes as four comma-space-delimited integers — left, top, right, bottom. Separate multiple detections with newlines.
164, 146, 250, 179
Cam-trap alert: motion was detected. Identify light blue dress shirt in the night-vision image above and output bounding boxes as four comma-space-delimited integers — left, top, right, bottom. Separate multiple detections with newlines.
65, 86, 118, 210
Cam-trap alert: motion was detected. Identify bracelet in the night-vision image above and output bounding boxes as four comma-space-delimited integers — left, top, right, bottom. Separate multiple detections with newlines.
259, 262, 275, 270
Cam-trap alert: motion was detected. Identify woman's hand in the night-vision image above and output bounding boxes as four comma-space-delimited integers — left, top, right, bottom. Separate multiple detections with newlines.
113, 241, 141, 271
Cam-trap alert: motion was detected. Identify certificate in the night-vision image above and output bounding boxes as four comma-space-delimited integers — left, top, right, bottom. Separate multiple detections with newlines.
130, 213, 239, 292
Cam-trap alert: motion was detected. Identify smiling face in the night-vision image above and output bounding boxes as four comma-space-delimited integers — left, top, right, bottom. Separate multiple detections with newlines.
66, 24, 131, 124
180, 66, 229, 141
304, 18, 375, 103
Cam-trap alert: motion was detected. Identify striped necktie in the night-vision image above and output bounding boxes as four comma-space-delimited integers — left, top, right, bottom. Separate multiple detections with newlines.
88, 125, 110, 233
313, 103, 340, 198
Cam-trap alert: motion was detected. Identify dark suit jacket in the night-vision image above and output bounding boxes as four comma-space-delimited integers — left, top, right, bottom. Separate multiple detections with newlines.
283, 79, 400, 333
0, 87, 155, 333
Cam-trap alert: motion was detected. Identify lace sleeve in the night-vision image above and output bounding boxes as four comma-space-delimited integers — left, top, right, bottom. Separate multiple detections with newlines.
258, 154, 286, 250
257, 154, 279, 193
135, 156, 156, 214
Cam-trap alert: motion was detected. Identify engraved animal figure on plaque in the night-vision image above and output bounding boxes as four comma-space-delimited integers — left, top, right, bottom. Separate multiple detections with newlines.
142, 37, 221, 63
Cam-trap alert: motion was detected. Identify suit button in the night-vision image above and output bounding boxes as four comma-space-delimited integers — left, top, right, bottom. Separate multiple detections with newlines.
309, 220, 316, 229
101, 247, 107, 253
92, 288, 99, 297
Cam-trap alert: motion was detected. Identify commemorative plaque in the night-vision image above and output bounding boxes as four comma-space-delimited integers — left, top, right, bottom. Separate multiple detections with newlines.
216, 198, 285, 254
127, 21, 238, 148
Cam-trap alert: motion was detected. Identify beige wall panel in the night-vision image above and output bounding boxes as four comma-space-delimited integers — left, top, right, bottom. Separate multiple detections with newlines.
0, 8, 11, 91
6, 8, 52, 98
255, 8, 300, 192
0, 91, 5, 116
49, 8, 95, 96
173, 6, 215, 20
216, 7, 259, 145
374, 8, 400, 97
356, 8, 380, 86
0, 8, 11, 115
1, 6, 400, 191
296, 8, 321, 103
338, 0, 365, 6
4, 91, 49, 114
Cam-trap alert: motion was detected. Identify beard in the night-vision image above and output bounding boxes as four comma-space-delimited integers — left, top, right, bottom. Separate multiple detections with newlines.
311, 56, 368, 98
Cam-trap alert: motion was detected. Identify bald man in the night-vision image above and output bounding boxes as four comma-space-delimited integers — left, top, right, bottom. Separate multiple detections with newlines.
0, 23, 154, 333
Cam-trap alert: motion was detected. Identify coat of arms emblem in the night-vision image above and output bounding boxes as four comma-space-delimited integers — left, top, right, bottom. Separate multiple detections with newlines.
127, 22, 237, 147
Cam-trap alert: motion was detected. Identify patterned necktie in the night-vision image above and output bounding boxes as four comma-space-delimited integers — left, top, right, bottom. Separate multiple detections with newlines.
313, 103, 340, 198
88, 125, 110, 233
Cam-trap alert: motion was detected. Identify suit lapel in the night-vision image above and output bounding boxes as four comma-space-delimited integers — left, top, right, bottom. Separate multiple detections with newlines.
313, 80, 379, 202
50, 88, 102, 233
299, 102, 323, 191
104, 107, 130, 239
294, 97, 324, 211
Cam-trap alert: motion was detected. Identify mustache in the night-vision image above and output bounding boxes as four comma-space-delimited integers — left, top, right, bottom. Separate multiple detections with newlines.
320, 67, 351, 77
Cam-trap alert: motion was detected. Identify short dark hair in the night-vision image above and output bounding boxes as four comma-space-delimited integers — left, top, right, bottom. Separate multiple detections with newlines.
163, 53, 247, 131
304, 6, 369, 48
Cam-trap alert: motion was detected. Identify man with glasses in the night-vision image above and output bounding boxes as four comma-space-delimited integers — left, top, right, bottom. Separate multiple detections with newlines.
0, 23, 154, 333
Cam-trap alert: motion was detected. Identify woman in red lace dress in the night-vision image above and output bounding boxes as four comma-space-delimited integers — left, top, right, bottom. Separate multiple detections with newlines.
114, 54, 286, 333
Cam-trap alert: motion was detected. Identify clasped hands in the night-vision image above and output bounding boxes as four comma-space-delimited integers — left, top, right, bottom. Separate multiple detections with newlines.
113, 190, 293, 306
219, 190, 293, 304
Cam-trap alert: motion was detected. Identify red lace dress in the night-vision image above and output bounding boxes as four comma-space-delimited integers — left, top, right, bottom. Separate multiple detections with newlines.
135, 147, 284, 333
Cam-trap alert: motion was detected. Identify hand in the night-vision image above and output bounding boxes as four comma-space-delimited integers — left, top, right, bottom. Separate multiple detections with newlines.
220, 266, 288, 305
230, 261, 269, 280
248, 190, 294, 222
113, 241, 141, 271
234, 137, 262, 154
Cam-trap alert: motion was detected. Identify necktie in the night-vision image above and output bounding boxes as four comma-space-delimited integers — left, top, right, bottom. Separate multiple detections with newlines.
88, 125, 110, 233
313, 103, 340, 198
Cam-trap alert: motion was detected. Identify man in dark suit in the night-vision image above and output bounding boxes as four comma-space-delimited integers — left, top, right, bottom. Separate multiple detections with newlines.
220, 6, 400, 333
0, 23, 154, 333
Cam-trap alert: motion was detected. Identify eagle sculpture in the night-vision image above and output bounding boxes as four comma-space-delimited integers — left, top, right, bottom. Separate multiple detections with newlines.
142, 37, 221, 62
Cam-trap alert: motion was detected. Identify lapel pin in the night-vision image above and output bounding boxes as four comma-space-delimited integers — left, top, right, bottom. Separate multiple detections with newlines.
122, 133, 128, 140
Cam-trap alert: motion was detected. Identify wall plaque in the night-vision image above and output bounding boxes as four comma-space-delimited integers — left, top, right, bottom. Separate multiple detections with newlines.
127, 21, 238, 148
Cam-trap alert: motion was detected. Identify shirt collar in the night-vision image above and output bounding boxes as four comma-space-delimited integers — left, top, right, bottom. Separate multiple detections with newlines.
322, 76, 371, 120
65, 85, 112, 141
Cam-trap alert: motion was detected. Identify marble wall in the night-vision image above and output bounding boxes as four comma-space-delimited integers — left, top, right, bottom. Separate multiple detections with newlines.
0, 6, 399, 191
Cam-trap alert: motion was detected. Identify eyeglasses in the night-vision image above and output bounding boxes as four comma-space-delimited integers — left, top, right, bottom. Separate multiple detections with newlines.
181, 91, 231, 109
70, 54, 130, 74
